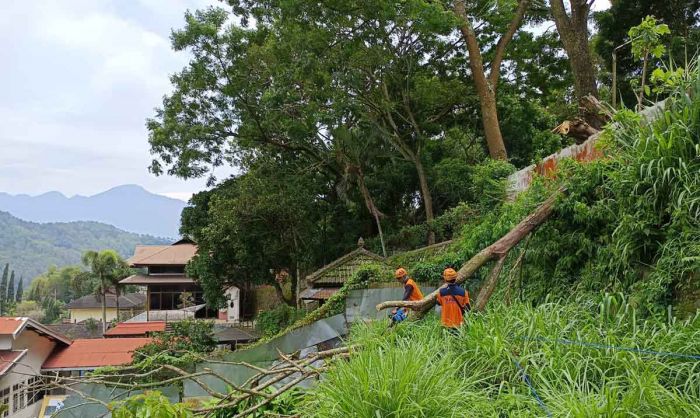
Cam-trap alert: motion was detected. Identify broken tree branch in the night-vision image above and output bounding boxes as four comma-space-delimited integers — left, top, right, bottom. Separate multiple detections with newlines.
376, 189, 563, 315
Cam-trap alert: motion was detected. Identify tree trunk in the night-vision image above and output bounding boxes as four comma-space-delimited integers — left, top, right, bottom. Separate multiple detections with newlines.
454, 0, 508, 161
273, 279, 295, 307
474, 255, 508, 311
638, 52, 649, 111
356, 171, 387, 257
413, 156, 436, 244
114, 285, 120, 322
376, 189, 562, 314
550, 0, 599, 117
101, 284, 107, 334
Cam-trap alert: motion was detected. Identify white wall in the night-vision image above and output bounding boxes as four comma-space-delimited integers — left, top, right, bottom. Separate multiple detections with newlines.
223, 286, 240, 323
69, 307, 118, 323
0, 330, 57, 418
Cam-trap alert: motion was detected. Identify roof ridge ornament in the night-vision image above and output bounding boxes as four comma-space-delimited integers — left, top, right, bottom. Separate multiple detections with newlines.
357, 237, 365, 248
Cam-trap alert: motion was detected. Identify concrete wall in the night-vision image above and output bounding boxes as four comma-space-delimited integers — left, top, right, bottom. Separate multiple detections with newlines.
0, 330, 57, 418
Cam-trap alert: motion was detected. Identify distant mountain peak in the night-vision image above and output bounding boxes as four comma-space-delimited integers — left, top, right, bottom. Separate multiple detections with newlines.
0, 184, 186, 238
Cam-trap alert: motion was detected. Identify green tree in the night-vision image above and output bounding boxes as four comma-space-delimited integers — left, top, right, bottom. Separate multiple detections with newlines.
594, 0, 700, 106
549, 0, 599, 123
6, 271, 15, 314
0, 264, 8, 315
450, 0, 531, 160
15, 277, 23, 302
81, 250, 129, 333
628, 16, 671, 109
41, 297, 65, 324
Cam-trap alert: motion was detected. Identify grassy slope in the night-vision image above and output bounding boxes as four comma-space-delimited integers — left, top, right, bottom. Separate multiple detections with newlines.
305, 299, 700, 417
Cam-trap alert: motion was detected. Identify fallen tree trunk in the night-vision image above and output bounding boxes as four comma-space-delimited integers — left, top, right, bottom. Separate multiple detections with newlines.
376, 189, 562, 314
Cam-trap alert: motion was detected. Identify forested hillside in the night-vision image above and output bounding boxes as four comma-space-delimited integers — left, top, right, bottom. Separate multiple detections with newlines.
0, 211, 166, 281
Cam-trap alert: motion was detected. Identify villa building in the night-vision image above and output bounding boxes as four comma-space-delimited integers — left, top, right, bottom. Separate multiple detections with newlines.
119, 239, 240, 322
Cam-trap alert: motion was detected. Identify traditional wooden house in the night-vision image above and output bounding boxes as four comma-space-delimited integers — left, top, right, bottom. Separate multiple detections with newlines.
300, 238, 386, 305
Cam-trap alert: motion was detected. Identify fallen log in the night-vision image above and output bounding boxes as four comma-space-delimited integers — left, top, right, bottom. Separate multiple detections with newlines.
376, 189, 562, 314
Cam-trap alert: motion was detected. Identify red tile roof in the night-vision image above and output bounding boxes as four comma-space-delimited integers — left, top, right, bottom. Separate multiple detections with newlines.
0, 317, 71, 345
104, 322, 166, 337
0, 350, 28, 376
0, 318, 26, 335
42, 338, 152, 370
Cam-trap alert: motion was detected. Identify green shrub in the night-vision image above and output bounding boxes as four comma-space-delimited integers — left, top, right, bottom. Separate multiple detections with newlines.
256, 304, 305, 337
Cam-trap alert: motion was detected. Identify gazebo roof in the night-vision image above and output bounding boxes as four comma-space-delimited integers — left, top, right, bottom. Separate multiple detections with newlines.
305, 238, 385, 287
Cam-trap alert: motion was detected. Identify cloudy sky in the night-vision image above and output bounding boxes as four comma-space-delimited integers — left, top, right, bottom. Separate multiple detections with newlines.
0, 1, 611, 202
0, 0, 222, 201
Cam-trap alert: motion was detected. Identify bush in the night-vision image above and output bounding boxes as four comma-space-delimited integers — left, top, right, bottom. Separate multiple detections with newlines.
256, 304, 305, 337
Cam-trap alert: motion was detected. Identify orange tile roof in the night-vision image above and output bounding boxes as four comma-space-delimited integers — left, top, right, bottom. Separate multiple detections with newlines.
0, 317, 71, 345
0, 318, 26, 335
128, 243, 197, 266
104, 322, 166, 337
42, 338, 152, 370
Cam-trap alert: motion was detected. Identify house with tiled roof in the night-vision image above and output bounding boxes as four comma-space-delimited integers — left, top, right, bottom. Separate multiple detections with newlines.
66, 292, 146, 323
300, 238, 387, 304
41, 338, 152, 374
104, 321, 166, 338
0, 317, 71, 418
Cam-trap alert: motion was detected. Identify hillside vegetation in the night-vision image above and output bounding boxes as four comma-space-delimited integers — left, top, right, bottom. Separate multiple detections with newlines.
0, 211, 166, 281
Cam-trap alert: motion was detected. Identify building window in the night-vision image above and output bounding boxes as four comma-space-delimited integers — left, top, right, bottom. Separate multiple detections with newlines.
26, 376, 44, 406
0, 387, 9, 418
148, 266, 185, 275
11, 384, 19, 413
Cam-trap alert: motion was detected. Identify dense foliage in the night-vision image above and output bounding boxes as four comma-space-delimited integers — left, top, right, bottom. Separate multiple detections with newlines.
305, 297, 700, 417
255, 304, 305, 337
0, 210, 165, 282
132, 319, 217, 372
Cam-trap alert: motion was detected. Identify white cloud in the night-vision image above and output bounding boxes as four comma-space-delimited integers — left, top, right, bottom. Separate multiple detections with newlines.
0, 0, 224, 197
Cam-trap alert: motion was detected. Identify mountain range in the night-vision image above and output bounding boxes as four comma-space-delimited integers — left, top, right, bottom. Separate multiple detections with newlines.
0, 185, 187, 238
0, 210, 168, 281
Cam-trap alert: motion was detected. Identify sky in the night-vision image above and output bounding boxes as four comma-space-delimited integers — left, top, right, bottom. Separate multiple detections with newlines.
0, 0, 222, 201
0, 0, 611, 202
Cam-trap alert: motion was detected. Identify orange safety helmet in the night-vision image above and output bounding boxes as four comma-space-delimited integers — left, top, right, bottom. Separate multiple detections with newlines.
443, 268, 458, 282
394, 267, 408, 279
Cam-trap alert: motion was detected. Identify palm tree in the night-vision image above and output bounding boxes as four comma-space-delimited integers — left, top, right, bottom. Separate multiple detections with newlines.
81, 250, 128, 333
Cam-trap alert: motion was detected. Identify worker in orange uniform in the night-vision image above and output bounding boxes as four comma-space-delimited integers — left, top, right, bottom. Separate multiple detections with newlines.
395, 267, 424, 304
436, 268, 470, 331
390, 268, 424, 324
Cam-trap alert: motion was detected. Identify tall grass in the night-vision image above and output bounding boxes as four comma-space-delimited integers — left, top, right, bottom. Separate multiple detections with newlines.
303, 297, 700, 417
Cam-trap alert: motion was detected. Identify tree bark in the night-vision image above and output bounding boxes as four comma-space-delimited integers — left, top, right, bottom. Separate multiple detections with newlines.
549, 0, 600, 125
473, 255, 507, 311
413, 157, 436, 244
101, 284, 107, 334
453, 0, 530, 161
356, 170, 387, 256
454, 0, 507, 160
376, 189, 562, 314
115, 286, 120, 322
